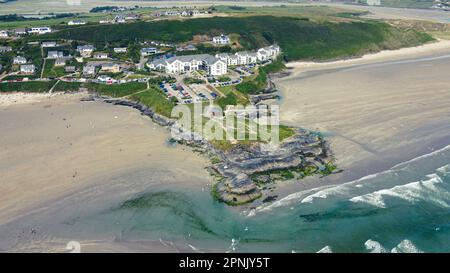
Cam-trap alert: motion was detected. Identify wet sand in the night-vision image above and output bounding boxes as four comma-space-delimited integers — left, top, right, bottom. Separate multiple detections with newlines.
0, 94, 210, 228
272, 43, 450, 196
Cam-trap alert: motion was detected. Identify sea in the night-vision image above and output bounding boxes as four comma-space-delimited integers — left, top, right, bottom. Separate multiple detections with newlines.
36, 143, 450, 253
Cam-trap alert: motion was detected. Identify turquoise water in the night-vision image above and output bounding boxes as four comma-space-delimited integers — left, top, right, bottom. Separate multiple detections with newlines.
64, 145, 450, 253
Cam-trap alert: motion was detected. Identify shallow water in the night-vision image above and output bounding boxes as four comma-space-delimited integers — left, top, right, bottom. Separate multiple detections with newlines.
17, 144, 449, 253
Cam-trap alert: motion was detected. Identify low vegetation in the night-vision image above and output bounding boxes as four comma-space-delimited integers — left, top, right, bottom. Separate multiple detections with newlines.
0, 80, 56, 93
44, 16, 433, 62
130, 86, 176, 117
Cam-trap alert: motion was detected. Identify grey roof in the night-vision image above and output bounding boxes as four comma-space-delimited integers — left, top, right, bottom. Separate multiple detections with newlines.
165, 54, 219, 64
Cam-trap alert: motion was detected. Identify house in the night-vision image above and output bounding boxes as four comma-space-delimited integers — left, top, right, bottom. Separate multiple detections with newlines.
176, 44, 197, 52
206, 58, 227, 76
77, 45, 95, 57
101, 63, 121, 73
235, 52, 249, 65
65, 66, 76, 73
13, 56, 27, 65
68, 20, 86, 26
148, 54, 227, 76
141, 47, 158, 56
0, 46, 12, 53
55, 58, 66, 66
97, 75, 115, 83
47, 51, 64, 59
13, 28, 27, 36
212, 34, 230, 45
20, 64, 35, 74
257, 45, 280, 61
99, 19, 110, 24
114, 47, 127, 53
41, 41, 57, 48
28, 27, 52, 35
0, 30, 9, 38
93, 52, 109, 59
114, 15, 126, 23
83, 65, 97, 76
125, 14, 139, 20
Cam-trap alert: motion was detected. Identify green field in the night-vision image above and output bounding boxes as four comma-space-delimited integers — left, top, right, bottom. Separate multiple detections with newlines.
42, 59, 66, 78
86, 81, 147, 97
130, 86, 176, 117
0, 80, 56, 92
43, 16, 433, 62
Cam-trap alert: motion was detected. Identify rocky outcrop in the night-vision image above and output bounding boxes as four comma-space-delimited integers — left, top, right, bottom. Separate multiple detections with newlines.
87, 71, 335, 206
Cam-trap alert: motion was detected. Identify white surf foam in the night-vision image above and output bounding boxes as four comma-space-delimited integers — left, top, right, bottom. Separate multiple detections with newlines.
391, 239, 423, 253
391, 144, 450, 170
364, 239, 387, 253
350, 173, 449, 208
249, 145, 450, 217
316, 245, 333, 253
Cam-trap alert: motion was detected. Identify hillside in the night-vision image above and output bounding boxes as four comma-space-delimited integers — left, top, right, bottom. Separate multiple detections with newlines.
42, 16, 433, 61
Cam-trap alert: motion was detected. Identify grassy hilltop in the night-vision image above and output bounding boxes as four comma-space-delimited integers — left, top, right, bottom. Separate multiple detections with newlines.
43, 16, 433, 61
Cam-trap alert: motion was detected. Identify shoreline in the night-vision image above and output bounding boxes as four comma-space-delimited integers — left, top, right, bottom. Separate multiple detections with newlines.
269, 40, 450, 204
0, 91, 87, 107
1, 38, 450, 207
285, 39, 450, 75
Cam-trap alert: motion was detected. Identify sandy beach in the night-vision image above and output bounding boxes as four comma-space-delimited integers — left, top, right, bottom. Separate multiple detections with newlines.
287, 39, 450, 75
0, 95, 211, 228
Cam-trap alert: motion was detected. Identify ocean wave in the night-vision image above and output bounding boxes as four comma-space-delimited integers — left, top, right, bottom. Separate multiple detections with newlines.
391, 239, 423, 253
316, 245, 333, 253
247, 168, 396, 216
391, 144, 450, 170
364, 239, 387, 253
350, 173, 449, 208
248, 144, 450, 217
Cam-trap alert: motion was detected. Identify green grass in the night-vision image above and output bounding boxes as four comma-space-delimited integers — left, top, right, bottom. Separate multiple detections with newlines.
129, 86, 176, 117
86, 82, 147, 97
43, 16, 433, 62
0, 80, 56, 93
52, 81, 84, 92
42, 59, 66, 78
183, 77, 205, 85
235, 59, 286, 95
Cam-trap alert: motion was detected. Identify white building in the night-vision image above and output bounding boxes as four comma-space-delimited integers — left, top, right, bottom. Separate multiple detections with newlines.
114, 47, 128, 53
83, 65, 97, 76
47, 51, 64, 59
212, 34, 230, 45
0, 30, 9, 38
41, 41, 57, 48
13, 28, 27, 36
93, 52, 109, 59
148, 54, 227, 76
215, 45, 281, 66
68, 20, 86, 26
101, 63, 121, 73
13, 56, 27, 65
257, 45, 280, 61
55, 58, 66, 66
141, 47, 158, 56
77, 45, 95, 57
20, 64, 35, 74
28, 27, 52, 35
0, 46, 12, 53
